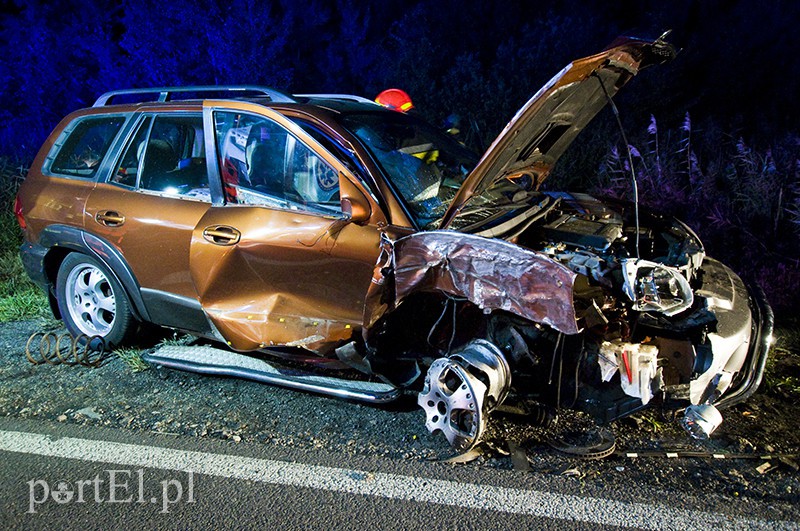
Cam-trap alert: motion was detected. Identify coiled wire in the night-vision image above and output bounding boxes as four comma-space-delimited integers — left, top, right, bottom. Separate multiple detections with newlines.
25, 332, 107, 368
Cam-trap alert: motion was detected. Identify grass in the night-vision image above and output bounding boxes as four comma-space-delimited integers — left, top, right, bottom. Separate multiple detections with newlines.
0, 157, 50, 322
0, 216, 49, 323
762, 320, 800, 399
157, 332, 198, 348
114, 347, 150, 373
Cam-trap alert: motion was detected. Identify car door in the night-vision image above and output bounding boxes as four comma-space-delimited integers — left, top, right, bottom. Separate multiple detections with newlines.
190, 102, 386, 352
84, 111, 215, 332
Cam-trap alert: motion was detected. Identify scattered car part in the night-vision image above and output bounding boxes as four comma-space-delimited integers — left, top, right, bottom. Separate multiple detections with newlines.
143, 344, 400, 404
681, 404, 724, 439
25, 332, 107, 367
548, 427, 617, 460
417, 340, 510, 452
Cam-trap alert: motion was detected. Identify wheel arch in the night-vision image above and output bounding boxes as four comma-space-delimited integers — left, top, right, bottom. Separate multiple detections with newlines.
39, 225, 150, 322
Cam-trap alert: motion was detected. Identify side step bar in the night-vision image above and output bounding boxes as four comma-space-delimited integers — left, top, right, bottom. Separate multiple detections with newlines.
143, 345, 401, 404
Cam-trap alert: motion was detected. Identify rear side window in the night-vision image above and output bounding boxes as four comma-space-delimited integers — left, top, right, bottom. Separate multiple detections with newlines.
109, 114, 210, 201
49, 116, 125, 177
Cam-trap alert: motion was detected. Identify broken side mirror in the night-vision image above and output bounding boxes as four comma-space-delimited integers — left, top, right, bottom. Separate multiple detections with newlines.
340, 173, 372, 225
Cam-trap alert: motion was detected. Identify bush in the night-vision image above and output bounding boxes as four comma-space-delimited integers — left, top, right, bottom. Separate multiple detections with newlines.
0, 158, 49, 321
587, 114, 800, 312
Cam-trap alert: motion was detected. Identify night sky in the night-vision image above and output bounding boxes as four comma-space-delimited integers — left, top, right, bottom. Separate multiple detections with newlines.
2, 0, 799, 156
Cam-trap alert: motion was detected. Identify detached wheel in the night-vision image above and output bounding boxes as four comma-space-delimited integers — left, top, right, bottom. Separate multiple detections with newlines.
56, 253, 135, 347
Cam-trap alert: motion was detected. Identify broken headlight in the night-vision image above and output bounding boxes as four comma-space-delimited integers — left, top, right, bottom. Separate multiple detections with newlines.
621, 259, 693, 316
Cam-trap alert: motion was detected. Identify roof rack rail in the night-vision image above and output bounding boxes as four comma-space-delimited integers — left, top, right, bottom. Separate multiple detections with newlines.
294, 93, 379, 105
93, 85, 297, 107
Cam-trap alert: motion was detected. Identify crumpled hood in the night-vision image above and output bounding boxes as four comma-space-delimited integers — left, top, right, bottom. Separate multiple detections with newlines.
441, 34, 676, 230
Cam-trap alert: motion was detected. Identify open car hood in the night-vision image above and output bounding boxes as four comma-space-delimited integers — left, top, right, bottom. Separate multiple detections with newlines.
440, 34, 676, 230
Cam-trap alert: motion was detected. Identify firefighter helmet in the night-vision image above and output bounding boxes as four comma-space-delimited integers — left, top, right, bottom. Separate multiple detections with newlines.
375, 88, 414, 112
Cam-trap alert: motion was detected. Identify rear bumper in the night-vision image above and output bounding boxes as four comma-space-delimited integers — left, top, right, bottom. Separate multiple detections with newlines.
19, 240, 50, 291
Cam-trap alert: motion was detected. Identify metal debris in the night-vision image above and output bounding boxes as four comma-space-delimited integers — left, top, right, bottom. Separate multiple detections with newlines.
507, 441, 531, 472
25, 332, 107, 367
548, 427, 617, 460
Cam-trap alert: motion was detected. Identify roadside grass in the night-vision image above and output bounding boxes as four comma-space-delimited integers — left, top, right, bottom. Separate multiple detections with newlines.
114, 347, 150, 372
763, 318, 800, 400
0, 158, 50, 322
157, 333, 198, 348
0, 213, 49, 323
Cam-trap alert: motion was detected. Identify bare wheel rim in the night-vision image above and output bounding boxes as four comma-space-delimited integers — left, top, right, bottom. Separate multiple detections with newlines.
64, 264, 116, 337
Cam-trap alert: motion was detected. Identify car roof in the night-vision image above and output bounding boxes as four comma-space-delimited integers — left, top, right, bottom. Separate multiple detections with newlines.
89, 86, 385, 116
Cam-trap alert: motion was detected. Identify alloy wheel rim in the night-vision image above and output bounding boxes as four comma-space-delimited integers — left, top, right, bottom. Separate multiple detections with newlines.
65, 264, 116, 336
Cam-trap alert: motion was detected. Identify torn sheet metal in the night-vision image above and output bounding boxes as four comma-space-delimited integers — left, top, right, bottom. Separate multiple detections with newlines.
364, 231, 580, 335
599, 341, 660, 405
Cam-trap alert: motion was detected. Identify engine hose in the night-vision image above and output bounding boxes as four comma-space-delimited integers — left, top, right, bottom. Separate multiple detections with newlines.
25, 332, 107, 368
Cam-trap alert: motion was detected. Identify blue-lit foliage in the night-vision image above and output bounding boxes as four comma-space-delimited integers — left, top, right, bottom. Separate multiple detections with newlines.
4, 0, 797, 159
2, 0, 799, 308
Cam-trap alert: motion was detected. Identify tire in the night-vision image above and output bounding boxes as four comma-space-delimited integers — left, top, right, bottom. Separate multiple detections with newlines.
55, 253, 136, 348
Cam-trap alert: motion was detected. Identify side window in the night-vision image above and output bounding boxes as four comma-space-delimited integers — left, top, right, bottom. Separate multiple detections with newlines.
111, 116, 153, 187
50, 116, 125, 177
137, 115, 210, 201
214, 111, 341, 214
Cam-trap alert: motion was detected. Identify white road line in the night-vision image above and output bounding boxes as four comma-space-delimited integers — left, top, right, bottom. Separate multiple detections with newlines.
0, 429, 790, 529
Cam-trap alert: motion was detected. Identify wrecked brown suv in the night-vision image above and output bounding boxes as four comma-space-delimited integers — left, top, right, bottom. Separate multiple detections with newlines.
16, 35, 772, 452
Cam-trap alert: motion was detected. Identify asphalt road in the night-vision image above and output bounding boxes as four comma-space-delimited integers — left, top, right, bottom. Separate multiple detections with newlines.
1, 319, 799, 529
0, 417, 795, 530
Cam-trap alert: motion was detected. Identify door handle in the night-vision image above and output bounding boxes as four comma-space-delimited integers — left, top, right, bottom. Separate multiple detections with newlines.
96, 210, 125, 227
203, 225, 241, 245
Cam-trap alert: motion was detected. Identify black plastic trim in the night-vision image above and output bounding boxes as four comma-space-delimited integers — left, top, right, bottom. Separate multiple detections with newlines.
140, 288, 211, 334
19, 241, 49, 290
33, 225, 150, 322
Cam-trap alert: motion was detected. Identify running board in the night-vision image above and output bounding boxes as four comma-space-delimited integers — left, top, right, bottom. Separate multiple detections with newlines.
143, 345, 401, 404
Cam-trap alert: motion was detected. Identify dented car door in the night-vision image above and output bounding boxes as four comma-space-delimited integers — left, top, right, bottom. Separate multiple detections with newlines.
190, 103, 384, 351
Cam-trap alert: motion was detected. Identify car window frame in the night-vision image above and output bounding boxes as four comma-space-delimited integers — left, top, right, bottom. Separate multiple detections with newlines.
107, 111, 214, 204
43, 113, 129, 181
206, 102, 365, 220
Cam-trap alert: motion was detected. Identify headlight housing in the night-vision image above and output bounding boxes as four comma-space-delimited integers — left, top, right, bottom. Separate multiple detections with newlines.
621, 259, 693, 316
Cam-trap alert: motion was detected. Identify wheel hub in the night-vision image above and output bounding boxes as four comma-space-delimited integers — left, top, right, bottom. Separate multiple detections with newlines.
65, 265, 116, 336
418, 340, 511, 452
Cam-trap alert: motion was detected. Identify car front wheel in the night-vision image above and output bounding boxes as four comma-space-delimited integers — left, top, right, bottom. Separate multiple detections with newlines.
56, 253, 135, 347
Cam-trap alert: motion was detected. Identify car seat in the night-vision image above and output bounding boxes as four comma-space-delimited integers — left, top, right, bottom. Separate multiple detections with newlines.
141, 139, 179, 190
246, 126, 287, 197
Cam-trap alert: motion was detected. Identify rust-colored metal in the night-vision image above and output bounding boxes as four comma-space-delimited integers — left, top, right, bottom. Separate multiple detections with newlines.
440, 37, 674, 229
364, 231, 580, 336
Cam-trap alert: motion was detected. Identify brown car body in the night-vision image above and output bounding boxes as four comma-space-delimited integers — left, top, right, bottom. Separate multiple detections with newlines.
16, 35, 773, 452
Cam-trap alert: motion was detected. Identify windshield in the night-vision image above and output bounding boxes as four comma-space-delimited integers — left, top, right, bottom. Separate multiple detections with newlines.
340, 112, 479, 228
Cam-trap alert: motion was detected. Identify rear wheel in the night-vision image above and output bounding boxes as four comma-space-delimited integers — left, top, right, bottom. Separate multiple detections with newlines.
56, 253, 136, 347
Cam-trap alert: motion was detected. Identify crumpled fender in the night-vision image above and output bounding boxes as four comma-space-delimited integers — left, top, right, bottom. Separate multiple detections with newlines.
363, 230, 580, 337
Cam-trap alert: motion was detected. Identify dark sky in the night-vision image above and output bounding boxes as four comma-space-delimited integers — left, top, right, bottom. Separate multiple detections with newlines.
1, 0, 799, 156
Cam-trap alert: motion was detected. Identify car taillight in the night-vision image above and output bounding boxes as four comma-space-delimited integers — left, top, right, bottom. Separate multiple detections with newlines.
14, 195, 26, 230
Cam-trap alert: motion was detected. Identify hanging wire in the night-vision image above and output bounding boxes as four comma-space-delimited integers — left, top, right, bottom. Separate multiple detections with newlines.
595, 72, 641, 259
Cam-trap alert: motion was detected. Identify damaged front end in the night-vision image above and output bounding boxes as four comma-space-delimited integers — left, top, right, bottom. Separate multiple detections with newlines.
362, 193, 773, 452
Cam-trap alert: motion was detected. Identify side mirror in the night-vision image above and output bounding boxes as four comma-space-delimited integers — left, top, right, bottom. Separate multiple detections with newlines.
340, 174, 372, 225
